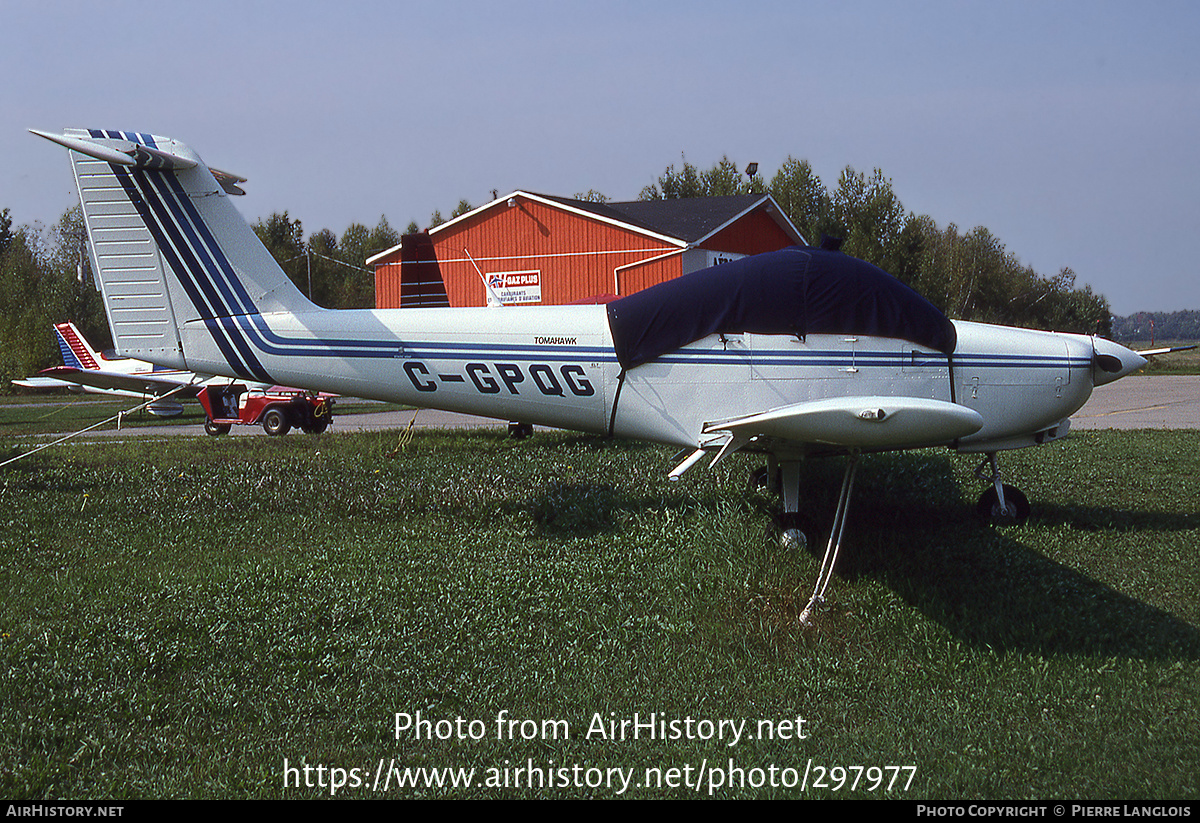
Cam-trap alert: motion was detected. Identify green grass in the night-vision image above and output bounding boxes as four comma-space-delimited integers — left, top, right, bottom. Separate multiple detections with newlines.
0, 393, 194, 434
1, 429, 1197, 798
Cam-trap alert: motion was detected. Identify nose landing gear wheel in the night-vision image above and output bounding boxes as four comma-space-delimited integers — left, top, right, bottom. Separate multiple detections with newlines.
976, 484, 1030, 526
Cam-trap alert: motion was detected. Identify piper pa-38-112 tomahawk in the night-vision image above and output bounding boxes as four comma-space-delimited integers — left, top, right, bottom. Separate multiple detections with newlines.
33, 127, 1151, 618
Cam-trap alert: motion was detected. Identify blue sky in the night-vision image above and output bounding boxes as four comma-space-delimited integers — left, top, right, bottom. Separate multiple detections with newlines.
4, 0, 1198, 315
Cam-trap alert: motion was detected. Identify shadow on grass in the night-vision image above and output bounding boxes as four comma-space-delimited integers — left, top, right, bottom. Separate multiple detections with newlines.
811, 455, 1200, 660
529, 481, 629, 536
1030, 502, 1200, 534
522, 440, 1200, 660
855, 532, 1200, 660
526, 479, 723, 538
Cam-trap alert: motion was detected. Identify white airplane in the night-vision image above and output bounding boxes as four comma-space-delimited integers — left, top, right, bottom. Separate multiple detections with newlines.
33, 128, 1152, 616
12, 320, 213, 416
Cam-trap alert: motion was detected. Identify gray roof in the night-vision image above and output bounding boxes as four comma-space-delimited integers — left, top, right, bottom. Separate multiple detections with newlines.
535, 193, 796, 244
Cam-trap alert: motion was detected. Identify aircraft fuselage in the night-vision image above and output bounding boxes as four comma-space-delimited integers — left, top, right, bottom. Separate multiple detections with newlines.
176, 305, 1135, 457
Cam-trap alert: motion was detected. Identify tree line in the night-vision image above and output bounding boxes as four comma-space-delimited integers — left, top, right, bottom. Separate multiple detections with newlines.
0, 207, 107, 390
635, 156, 1114, 337
250, 212, 399, 310
0, 206, 399, 390
1111, 310, 1200, 343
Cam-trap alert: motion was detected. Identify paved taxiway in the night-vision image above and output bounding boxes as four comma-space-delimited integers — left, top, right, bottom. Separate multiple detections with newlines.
1069, 375, 1199, 430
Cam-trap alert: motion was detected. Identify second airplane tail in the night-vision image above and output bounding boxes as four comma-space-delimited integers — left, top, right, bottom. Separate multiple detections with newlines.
54, 321, 102, 370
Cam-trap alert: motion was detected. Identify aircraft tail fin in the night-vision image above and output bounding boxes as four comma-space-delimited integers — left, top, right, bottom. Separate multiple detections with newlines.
54, 322, 101, 370
32, 129, 316, 381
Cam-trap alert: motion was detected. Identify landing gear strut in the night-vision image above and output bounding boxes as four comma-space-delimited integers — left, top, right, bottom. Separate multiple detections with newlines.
772, 453, 861, 625
778, 460, 807, 552
749, 459, 808, 550
974, 453, 1030, 526
742, 448, 1029, 626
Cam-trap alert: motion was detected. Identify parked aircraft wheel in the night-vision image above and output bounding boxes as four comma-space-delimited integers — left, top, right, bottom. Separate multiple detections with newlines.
776, 512, 808, 552
302, 419, 329, 434
781, 527, 808, 552
508, 421, 534, 439
262, 407, 291, 436
204, 418, 231, 436
976, 484, 1030, 526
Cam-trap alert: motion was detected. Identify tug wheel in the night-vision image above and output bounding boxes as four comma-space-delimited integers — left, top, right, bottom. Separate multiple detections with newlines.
262, 407, 291, 436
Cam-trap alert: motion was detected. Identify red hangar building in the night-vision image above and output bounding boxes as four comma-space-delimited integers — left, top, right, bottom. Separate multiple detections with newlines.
369, 192, 807, 309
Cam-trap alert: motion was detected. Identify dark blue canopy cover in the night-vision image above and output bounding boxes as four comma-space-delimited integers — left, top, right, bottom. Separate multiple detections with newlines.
605, 246, 957, 370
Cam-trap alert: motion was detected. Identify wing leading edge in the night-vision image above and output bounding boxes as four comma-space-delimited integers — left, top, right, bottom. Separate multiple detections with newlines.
702, 396, 984, 453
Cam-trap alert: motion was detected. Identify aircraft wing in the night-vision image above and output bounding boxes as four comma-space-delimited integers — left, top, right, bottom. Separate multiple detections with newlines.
702, 396, 985, 452
1137, 344, 1197, 357
11, 376, 78, 391
35, 367, 202, 397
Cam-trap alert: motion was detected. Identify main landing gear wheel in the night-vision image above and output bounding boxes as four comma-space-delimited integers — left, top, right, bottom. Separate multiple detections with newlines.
976, 484, 1030, 526
776, 511, 808, 552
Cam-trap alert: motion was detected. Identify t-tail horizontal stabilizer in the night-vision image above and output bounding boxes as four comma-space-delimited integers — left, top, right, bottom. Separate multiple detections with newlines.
30, 129, 247, 193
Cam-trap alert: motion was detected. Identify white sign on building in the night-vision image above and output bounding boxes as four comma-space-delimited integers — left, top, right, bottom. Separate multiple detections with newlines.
486, 270, 542, 306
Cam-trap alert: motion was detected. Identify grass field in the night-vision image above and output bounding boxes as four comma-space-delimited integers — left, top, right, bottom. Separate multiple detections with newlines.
1, 426, 1197, 799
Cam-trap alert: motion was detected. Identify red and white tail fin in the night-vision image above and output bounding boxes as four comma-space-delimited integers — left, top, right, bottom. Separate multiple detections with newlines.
54, 321, 101, 370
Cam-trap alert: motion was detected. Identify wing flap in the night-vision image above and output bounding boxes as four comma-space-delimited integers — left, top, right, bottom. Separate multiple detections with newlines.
702, 396, 983, 450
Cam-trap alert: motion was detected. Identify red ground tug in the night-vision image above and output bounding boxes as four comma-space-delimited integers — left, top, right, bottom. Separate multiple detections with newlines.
199, 384, 334, 436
